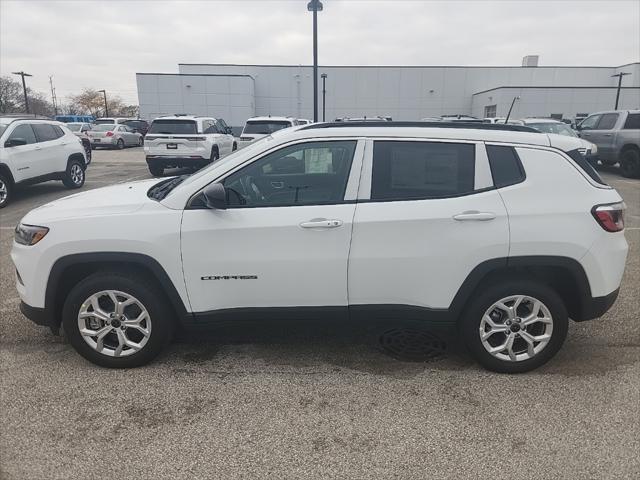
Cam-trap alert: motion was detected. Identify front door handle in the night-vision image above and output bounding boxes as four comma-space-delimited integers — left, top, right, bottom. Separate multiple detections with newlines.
453, 211, 496, 221
299, 218, 343, 229
603, 133, 613, 137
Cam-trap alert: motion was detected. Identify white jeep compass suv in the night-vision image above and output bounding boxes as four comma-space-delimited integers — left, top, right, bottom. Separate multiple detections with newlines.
0, 116, 88, 208
143, 115, 236, 176
11, 122, 628, 372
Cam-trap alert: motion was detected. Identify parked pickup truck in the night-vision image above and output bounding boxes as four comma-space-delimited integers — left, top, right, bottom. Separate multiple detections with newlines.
577, 110, 640, 178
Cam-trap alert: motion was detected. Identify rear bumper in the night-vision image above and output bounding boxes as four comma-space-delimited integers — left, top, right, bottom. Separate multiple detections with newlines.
146, 155, 210, 169
574, 288, 619, 321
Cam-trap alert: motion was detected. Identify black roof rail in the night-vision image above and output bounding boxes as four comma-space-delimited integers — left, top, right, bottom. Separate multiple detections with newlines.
299, 121, 540, 133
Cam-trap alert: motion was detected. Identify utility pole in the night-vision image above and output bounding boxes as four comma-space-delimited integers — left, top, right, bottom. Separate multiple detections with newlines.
321, 73, 327, 121
12, 71, 32, 114
307, 0, 323, 122
49, 76, 58, 115
505, 95, 520, 123
98, 89, 109, 117
611, 72, 630, 110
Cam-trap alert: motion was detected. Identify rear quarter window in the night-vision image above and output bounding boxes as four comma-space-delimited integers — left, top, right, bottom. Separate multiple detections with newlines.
623, 113, 640, 129
486, 145, 525, 188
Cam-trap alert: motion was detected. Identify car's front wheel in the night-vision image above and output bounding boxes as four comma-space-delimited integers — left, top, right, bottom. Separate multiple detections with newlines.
63, 271, 173, 368
620, 149, 640, 178
460, 279, 568, 373
62, 159, 85, 189
0, 173, 12, 208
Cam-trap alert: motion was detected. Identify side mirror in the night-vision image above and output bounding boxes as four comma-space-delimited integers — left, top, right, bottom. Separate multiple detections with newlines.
4, 138, 27, 148
202, 183, 227, 210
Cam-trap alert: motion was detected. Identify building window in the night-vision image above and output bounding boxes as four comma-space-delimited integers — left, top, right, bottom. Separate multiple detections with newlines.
484, 105, 497, 118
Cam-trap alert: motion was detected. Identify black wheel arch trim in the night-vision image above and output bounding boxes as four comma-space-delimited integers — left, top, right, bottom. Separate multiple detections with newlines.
0, 163, 16, 184
43, 252, 191, 332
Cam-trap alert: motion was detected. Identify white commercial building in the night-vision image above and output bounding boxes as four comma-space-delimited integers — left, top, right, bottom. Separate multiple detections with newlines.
136, 61, 640, 129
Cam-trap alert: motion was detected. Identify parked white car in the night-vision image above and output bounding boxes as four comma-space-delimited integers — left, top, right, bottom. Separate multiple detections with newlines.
238, 116, 297, 149
87, 124, 143, 149
143, 115, 236, 176
12, 122, 627, 372
94, 117, 133, 125
510, 118, 598, 161
65, 122, 93, 164
0, 117, 87, 208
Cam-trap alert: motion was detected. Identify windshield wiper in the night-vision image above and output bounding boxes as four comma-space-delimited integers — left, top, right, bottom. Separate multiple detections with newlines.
148, 175, 188, 201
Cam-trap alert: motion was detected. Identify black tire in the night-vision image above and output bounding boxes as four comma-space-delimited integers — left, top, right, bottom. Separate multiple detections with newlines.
460, 279, 568, 373
116, 138, 125, 150
620, 149, 640, 178
0, 172, 12, 209
210, 147, 219, 163
62, 271, 174, 368
62, 159, 85, 189
149, 164, 164, 176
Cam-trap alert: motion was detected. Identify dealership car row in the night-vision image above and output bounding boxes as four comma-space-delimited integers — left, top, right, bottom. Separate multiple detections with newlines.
0, 110, 638, 209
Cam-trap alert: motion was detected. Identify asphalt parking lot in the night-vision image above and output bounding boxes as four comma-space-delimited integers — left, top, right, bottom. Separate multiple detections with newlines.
0, 148, 638, 479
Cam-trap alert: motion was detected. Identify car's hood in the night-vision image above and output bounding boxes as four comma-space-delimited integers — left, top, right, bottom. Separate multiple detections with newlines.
546, 133, 585, 152
22, 178, 161, 224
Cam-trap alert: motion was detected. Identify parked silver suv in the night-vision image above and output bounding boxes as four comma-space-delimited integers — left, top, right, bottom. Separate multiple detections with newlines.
577, 110, 640, 178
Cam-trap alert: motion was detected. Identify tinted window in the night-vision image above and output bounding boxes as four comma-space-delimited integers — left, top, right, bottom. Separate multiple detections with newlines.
7, 124, 37, 144
94, 119, 115, 124
93, 125, 115, 132
223, 140, 357, 207
565, 149, 607, 186
53, 126, 65, 138
596, 113, 619, 130
486, 145, 525, 188
148, 120, 197, 135
371, 141, 475, 200
623, 113, 640, 129
243, 121, 292, 135
32, 124, 59, 142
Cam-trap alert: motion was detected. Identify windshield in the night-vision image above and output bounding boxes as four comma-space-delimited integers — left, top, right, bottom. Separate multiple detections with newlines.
66, 124, 82, 131
93, 124, 115, 131
94, 119, 115, 124
0, 125, 8, 137
243, 121, 291, 135
528, 122, 577, 137
148, 120, 198, 135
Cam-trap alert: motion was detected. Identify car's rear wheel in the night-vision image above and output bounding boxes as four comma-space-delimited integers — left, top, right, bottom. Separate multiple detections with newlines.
62, 159, 85, 189
620, 149, 640, 178
0, 173, 12, 208
116, 138, 125, 150
210, 147, 219, 163
149, 164, 164, 176
62, 271, 173, 368
460, 279, 568, 373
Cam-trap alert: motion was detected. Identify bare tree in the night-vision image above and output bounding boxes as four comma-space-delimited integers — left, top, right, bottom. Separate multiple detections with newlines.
0, 76, 24, 113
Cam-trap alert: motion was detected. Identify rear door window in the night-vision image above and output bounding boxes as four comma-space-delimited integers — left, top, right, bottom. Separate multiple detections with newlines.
148, 120, 198, 135
32, 124, 59, 142
371, 141, 476, 200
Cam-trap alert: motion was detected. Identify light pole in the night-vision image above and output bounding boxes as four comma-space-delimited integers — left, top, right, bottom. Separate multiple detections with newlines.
98, 89, 109, 117
505, 95, 520, 123
321, 73, 327, 122
611, 72, 630, 110
12, 71, 32, 114
307, 0, 323, 122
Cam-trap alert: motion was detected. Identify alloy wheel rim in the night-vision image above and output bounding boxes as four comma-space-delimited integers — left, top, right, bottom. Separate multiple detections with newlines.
479, 295, 553, 362
0, 179, 7, 204
77, 290, 152, 357
71, 164, 83, 184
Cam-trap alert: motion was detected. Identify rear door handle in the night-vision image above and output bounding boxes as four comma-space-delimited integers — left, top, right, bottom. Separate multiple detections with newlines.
453, 211, 496, 221
300, 218, 343, 229
603, 133, 613, 137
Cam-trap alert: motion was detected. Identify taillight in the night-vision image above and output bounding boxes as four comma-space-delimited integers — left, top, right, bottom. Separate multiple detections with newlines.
106, 131, 114, 137
592, 202, 625, 232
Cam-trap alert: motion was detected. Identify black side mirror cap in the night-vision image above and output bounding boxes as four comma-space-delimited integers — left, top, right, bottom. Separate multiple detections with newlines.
4, 138, 27, 147
203, 183, 227, 210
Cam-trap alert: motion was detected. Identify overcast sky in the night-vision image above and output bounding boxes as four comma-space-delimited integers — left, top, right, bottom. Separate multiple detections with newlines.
1, 0, 638, 105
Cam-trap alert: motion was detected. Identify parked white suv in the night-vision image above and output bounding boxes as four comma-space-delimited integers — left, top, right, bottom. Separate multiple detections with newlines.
143, 115, 236, 176
238, 116, 298, 149
0, 117, 88, 208
12, 122, 627, 372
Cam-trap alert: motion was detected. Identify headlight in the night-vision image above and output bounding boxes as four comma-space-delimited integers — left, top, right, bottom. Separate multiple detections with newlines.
14, 224, 49, 246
